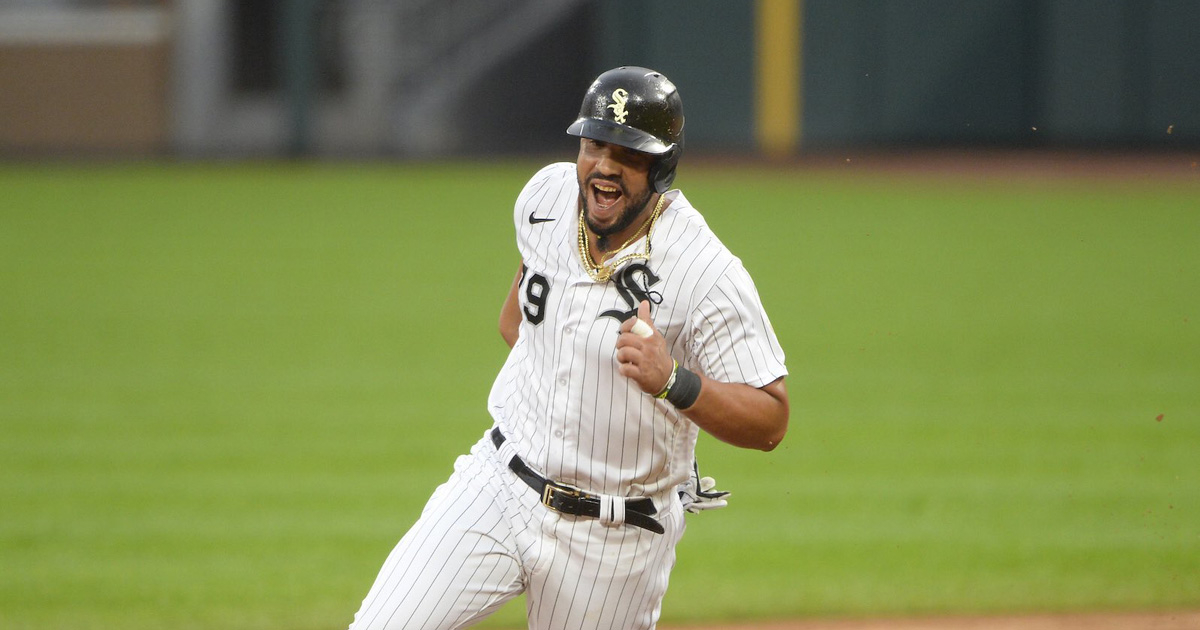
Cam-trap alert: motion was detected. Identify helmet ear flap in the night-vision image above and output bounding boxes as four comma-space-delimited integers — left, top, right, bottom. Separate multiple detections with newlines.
650, 144, 681, 194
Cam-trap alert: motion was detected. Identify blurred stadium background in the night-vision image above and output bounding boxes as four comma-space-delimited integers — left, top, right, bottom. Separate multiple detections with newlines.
3, 2, 1199, 630
2, 0, 1198, 158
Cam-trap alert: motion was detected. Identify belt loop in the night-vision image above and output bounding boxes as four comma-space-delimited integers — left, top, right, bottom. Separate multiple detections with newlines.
496, 440, 518, 469
597, 494, 626, 528
491, 427, 662, 534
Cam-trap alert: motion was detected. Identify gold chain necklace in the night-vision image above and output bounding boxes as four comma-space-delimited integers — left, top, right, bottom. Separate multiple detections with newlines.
578, 193, 667, 282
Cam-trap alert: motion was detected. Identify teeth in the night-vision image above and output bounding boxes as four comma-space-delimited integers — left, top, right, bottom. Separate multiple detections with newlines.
594, 182, 619, 192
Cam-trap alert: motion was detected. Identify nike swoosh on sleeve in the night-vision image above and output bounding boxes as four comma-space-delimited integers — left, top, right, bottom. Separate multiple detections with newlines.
528, 214, 556, 224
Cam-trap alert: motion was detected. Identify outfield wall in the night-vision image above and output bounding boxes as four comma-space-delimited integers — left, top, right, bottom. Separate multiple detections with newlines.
2, 1, 1197, 157
598, 0, 1200, 153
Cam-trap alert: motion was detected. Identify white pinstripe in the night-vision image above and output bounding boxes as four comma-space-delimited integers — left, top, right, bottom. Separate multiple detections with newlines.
348, 163, 786, 629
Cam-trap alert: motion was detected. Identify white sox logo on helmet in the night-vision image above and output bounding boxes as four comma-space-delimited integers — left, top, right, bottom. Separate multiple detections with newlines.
607, 88, 629, 123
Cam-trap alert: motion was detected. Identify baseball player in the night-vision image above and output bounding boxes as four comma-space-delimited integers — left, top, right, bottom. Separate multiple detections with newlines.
348, 66, 788, 630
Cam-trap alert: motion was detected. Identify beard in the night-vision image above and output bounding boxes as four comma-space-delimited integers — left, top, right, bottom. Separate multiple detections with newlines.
578, 175, 655, 240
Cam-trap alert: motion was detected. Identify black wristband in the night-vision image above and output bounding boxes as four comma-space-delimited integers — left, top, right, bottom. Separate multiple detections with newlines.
665, 366, 701, 409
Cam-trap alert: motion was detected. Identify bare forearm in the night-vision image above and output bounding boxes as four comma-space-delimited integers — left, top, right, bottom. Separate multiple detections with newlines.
681, 377, 789, 451
614, 301, 789, 452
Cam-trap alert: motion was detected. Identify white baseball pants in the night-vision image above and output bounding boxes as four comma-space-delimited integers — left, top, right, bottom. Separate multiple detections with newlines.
347, 430, 686, 630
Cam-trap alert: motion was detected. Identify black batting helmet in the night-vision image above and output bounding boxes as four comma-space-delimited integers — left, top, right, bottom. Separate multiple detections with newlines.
566, 66, 684, 193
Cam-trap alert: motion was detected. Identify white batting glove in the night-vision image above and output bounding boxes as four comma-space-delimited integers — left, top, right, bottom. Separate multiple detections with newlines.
678, 460, 730, 513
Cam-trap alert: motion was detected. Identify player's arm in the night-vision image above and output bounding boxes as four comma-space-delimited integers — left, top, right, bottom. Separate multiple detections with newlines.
616, 301, 789, 452
679, 376, 788, 452
499, 262, 524, 348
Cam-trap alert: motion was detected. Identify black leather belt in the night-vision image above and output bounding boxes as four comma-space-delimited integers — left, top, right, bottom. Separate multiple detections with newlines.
490, 428, 664, 534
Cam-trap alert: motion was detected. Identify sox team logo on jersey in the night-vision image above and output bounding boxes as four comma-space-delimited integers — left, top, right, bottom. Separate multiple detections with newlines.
599, 262, 662, 323
489, 162, 787, 502
349, 161, 788, 629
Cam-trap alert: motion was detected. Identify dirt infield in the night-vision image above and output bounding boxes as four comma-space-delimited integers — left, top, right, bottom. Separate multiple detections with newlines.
666, 610, 1200, 630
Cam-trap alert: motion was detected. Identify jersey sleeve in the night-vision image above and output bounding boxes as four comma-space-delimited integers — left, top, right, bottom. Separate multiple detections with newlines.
512, 163, 572, 230
688, 260, 788, 388
510, 163, 575, 266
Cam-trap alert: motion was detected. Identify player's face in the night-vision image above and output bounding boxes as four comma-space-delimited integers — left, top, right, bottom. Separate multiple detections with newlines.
576, 138, 656, 240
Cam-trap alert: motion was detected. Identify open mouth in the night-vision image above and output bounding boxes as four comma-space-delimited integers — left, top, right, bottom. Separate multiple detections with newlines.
591, 179, 624, 212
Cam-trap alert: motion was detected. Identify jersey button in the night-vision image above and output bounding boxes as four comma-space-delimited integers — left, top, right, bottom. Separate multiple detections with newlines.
558, 378, 567, 386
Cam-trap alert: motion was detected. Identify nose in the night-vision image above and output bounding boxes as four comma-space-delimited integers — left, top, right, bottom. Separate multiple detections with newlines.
594, 147, 622, 177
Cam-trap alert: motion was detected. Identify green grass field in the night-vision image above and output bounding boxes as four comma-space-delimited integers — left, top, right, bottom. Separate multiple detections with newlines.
2, 160, 1197, 629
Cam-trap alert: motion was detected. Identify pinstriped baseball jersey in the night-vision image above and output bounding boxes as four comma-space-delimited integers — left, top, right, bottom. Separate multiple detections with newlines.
347, 162, 787, 630
488, 162, 788, 501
